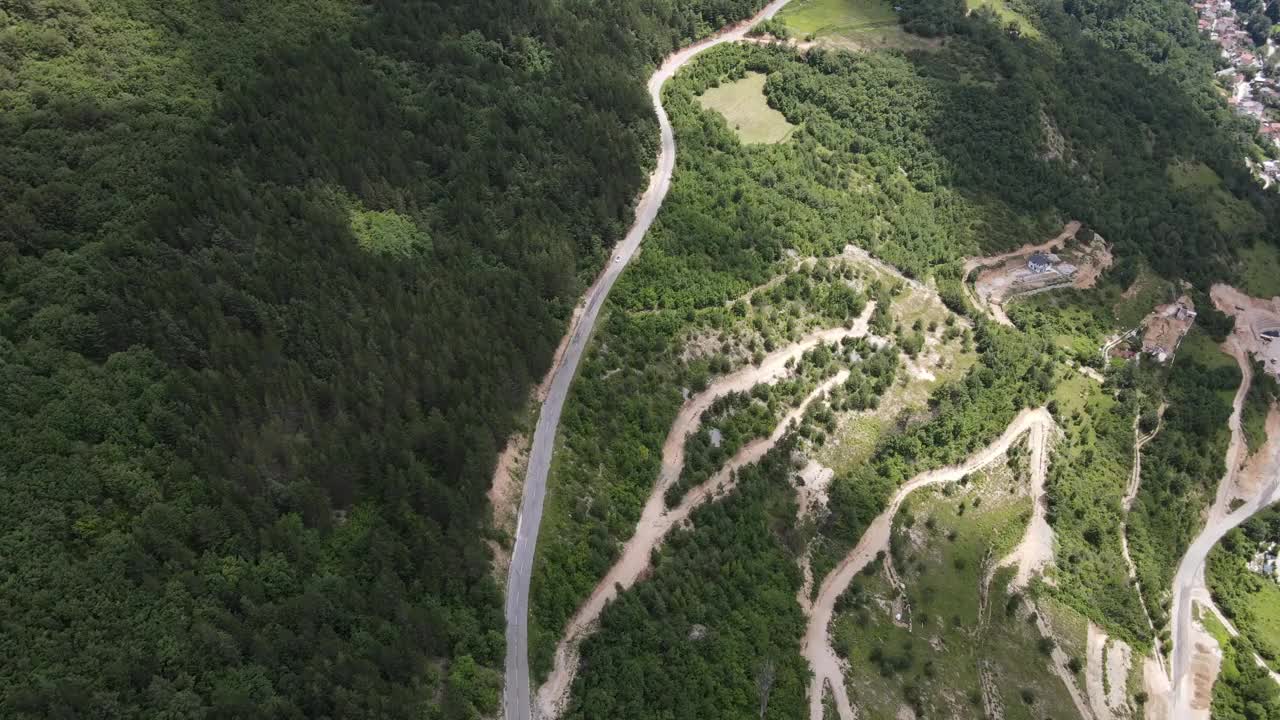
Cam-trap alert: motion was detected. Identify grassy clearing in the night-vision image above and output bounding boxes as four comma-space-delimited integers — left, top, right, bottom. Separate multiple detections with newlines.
697, 72, 797, 144
830, 460, 1078, 719
1244, 582, 1280, 656
1168, 161, 1265, 236
1116, 266, 1176, 328
1052, 369, 1108, 419
1039, 596, 1090, 671
1239, 242, 1280, 300
1198, 602, 1234, 648
967, 0, 1041, 37
1180, 326, 1235, 371
776, 0, 939, 51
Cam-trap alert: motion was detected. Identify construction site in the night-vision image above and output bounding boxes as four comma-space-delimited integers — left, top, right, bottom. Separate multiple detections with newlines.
1213, 284, 1280, 378
966, 222, 1113, 324
1139, 296, 1198, 363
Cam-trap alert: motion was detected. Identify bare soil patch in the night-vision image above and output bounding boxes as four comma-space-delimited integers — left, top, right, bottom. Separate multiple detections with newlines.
1139, 295, 1196, 361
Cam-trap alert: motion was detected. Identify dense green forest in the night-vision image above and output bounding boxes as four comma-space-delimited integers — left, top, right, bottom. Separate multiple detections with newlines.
1210, 506, 1280, 719
1, 0, 774, 716
8, 0, 1280, 711
1214, 635, 1280, 720
564, 443, 810, 719
1042, 365, 1150, 645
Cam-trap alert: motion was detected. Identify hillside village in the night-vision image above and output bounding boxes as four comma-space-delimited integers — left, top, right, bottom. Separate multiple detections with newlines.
1193, 0, 1280, 184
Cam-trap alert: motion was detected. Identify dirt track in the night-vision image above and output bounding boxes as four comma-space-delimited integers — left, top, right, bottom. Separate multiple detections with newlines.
536, 313, 875, 718
1121, 406, 1168, 677
999, 419, 1054, 588
801, 408, 1057, 720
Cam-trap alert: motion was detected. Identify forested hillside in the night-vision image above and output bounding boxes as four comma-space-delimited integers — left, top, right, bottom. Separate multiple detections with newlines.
0, 0, 768, 717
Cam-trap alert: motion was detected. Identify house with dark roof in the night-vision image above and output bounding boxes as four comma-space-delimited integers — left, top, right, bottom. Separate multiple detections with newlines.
1027, 253, 1055, 273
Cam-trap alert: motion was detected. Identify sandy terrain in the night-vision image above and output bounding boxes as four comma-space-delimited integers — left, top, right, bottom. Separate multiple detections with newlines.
801, 408, 1057, 720
999, 419, 1055, 589
1085, 622, 1116, 717
488, 434, 528, 579
1144, 655, 1172, 720
1107, 636, 1134, 709
1087, 623, 1134, 720
1238, 404, 1280, 500
796, 460, 836, 604
961, 222, 1082, 278
535, 313, 875, 718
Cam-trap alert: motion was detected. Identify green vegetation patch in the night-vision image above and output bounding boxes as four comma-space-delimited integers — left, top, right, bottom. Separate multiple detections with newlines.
776, 0, 939, 50
1213, 634, 1280, 718
1208, 507, 1280, 672
563, 445, 810, 719
1244, 582, 1280, 661
1198, 602, 1234, 648
1239, 242, 1280, 300
817, 276, 977, 476
697, 72, 798, 144
967, 0, 1040, 37
350, 207, 431, 257
1045, 364, 1150, 646
1242, 362, 1278, 455
1168, 161, 1265, 236
830, 461, 1077, 720
1129, 334, 1240, 636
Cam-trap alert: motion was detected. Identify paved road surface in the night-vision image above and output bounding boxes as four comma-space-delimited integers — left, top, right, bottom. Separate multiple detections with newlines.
1168, 343, 1280, 719
502, 3, 794, 718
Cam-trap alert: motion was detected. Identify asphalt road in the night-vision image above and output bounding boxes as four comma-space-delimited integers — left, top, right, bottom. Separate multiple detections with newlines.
1168, 346, 1280, 719
501, 2, 795, 718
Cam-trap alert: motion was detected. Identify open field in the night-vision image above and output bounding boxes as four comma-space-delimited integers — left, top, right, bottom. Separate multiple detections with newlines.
1238, 242, 1280, 300
1139, 296, 1196, 361
776, 0, 939, 50
1243, 582, 1280, 658
697, 72, 797, 144
1117, 266, 1176, 328
816, 257, 977, 475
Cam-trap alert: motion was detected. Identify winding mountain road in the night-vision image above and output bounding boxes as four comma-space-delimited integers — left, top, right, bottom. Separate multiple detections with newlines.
502, 3, 795, 718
